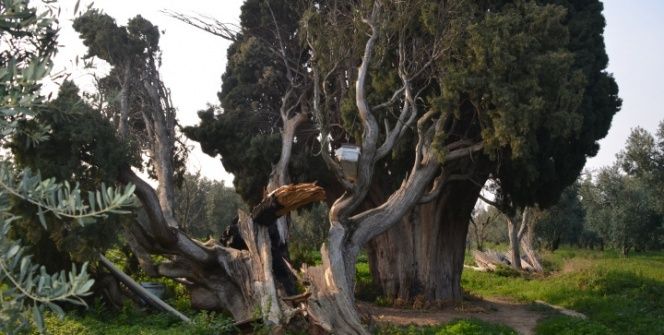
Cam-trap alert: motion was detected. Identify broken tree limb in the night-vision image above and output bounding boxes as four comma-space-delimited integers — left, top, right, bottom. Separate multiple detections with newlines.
251, 183, 326, 226
98, 254, 191, 323
471, 249, 538, 272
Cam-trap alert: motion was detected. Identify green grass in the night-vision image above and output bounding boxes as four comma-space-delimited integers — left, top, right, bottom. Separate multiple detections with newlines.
462, 248, 664, 335
37, 309, 236, 335
376, 319, 517, 335
535, 315, 613, 335
33, 248, 664, 334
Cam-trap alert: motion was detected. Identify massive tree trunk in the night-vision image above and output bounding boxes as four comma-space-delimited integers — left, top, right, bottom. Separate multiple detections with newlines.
367, 177, 485, 306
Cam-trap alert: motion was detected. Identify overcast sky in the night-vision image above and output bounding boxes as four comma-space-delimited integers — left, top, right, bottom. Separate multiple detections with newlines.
45, 0, 663, 184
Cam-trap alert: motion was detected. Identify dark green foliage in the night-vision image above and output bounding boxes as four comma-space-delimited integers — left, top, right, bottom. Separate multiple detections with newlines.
73, 10, 187, 183
73, 10, 159, 67
434, 0, 621, 209
190, 0, 620, 216
184, 0, 326, 205
185, 107, 281, 205
8, 82, 132, 267
534, 184, 585, 251
11, 81, 131, 184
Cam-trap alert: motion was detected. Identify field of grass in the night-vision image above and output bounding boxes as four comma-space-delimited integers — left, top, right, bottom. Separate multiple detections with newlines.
376, 319, 518, 335
462, 248, 664, 335
32, 248, 664, 334
34, 302, 237, 335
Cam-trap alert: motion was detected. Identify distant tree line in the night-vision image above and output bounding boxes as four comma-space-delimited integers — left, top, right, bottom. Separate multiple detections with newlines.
470, 121, 664, 256
174, 172, 245, 239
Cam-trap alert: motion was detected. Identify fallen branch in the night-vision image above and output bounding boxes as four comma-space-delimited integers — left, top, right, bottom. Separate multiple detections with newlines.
471, 250, 539, 272
99, 254, 191, 323
535, 300, 588, 319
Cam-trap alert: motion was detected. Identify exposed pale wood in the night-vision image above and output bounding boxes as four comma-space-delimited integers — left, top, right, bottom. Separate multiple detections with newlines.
472, 249, 539, 272
535, 300, 588, 319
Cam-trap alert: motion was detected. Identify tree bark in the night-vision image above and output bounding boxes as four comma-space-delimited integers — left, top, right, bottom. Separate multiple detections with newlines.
120, 168, 325, 325
519, 209, 543, 272
507, 214, 522, 271
367, 177, 485, 306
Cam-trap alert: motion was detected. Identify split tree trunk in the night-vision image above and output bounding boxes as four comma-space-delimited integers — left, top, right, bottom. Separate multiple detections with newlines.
367, 177, 485, 306
519, 211, 543, 272
121, 169, 326, 326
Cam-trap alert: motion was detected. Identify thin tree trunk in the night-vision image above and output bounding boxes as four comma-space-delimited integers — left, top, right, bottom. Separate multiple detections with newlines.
470, 217, 484, 251
507, 214, 522, 271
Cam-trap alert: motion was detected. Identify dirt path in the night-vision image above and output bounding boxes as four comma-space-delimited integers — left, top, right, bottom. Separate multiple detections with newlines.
358, 297, 547, 335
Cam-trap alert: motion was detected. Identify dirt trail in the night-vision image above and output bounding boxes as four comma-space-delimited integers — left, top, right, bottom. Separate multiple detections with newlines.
358, 297, 547, 335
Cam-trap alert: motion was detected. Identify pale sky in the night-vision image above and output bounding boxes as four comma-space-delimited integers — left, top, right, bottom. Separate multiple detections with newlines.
45, 0, 663, 184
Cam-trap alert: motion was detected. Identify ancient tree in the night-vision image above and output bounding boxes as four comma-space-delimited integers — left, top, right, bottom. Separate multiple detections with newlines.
187, 0, 620, 313
15, 0, 620, 333
363, 0, 620, 303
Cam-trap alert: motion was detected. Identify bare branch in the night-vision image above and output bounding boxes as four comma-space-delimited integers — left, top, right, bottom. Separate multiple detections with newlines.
372, 86, 405, 111
444, 141, 484, 162
162, 10, 239, 41
310, 57, 353, 191
118, 168, 214, 264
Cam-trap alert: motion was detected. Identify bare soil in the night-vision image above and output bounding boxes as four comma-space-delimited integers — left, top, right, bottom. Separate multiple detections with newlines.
358, 297, 549, 335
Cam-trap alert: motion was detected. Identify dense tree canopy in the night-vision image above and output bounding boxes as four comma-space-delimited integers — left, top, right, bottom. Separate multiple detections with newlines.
9, 82, 131, 267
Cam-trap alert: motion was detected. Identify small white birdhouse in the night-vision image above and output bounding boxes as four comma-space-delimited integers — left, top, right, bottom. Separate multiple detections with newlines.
334, 144, 361, 182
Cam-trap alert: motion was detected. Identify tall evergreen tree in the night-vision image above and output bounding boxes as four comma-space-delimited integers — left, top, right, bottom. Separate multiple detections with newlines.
190, 0, 620, 307
307, 0, 620, 304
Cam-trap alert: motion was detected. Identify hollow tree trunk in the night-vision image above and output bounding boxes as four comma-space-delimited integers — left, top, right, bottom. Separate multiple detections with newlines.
367, 177, 485, 306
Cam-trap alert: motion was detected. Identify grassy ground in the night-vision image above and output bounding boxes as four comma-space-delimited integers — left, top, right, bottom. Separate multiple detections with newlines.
32, 248, 664, 334
461, 248, 664, 335
376, 319, 518, 335
34, 302, 238, 335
